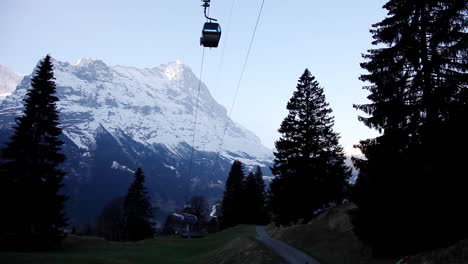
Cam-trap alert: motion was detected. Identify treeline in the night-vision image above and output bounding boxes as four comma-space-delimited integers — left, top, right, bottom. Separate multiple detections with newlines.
220, 0, 466, 259
220, 163, 269, 229
219, 69, 351, 229
351, 0, 467, 257
223, 0, 468, 260
96, 168, 155, 241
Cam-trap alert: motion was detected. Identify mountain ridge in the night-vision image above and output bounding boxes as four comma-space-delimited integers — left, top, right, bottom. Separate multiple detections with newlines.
0, 57, 273, 224
1, 57, 273, 165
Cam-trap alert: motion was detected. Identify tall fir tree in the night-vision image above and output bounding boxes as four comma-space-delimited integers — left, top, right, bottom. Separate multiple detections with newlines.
123, 168, 155, 241
0, 55, 68, 250
352, 0, 467, 257
220, 160, 245, 229
243, 166, 269, 225
269, 69, 351, 226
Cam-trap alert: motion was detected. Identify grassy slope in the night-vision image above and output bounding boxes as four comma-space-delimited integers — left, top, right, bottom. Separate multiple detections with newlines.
266, 204, 468, 264
0, 225, 280, 264
266, 204, 399, 264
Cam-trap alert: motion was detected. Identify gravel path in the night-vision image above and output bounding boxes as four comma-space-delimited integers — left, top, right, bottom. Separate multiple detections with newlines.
256, 226, 320, 264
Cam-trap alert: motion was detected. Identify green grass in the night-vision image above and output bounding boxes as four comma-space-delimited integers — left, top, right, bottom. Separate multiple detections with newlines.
0, 225, 279, 264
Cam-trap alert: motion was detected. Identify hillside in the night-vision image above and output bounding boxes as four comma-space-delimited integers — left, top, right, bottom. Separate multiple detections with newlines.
266, 204, 399, 264
266, 204, 468, 264
0, 226, 280, 264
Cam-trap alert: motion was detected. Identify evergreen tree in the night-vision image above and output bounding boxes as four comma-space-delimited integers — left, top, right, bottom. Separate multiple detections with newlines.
0, 55, 68, 250
352, 0, 467, 257
96, 196, 125, 241
243, 166, 269, 225
123, 168, 155, 241
220, 160, 245, 229
269, 69, 351, 225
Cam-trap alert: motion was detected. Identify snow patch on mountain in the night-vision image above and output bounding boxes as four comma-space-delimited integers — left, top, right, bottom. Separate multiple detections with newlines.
111, 161, 135, 174
0, 58, 273, 166
164, 164, 177, 171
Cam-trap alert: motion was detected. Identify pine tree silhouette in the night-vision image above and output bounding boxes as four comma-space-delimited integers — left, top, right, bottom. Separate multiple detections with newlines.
269, 69, 350, 225
220, 160, 245, 229
123, 168, 155, 241
243, 166, 269, 225
0, 55, 68, 250
352, 0, 468, 257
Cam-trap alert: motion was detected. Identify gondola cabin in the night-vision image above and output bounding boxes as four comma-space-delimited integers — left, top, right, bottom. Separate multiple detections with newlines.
200, 22, 221, 48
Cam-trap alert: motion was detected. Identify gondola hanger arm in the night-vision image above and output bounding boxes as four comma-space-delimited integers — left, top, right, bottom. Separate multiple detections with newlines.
202, 0, 217, 21
204, 7, 217, 21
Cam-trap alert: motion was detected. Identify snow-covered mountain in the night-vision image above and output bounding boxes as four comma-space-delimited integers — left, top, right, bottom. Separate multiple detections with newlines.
0, 57, 273, 224
0, 64, 24, 103
1, 58, 272, 164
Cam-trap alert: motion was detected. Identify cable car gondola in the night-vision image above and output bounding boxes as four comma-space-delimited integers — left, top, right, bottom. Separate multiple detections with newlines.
200, 0, 221, 48
201, 22, 221, 48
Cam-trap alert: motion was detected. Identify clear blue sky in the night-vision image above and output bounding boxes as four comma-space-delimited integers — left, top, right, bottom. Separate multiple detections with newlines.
1, 0, 387, 151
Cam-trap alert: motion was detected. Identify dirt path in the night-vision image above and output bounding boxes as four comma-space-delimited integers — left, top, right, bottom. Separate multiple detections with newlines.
256, 226, 320, 264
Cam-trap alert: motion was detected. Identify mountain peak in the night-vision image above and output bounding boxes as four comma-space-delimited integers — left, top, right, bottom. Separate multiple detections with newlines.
162, 60, 187, 80
75, 57, 106, 67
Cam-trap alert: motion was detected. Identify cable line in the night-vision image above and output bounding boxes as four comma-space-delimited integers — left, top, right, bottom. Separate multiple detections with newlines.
210, 0, 266, 182
186, 47, 206, 200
